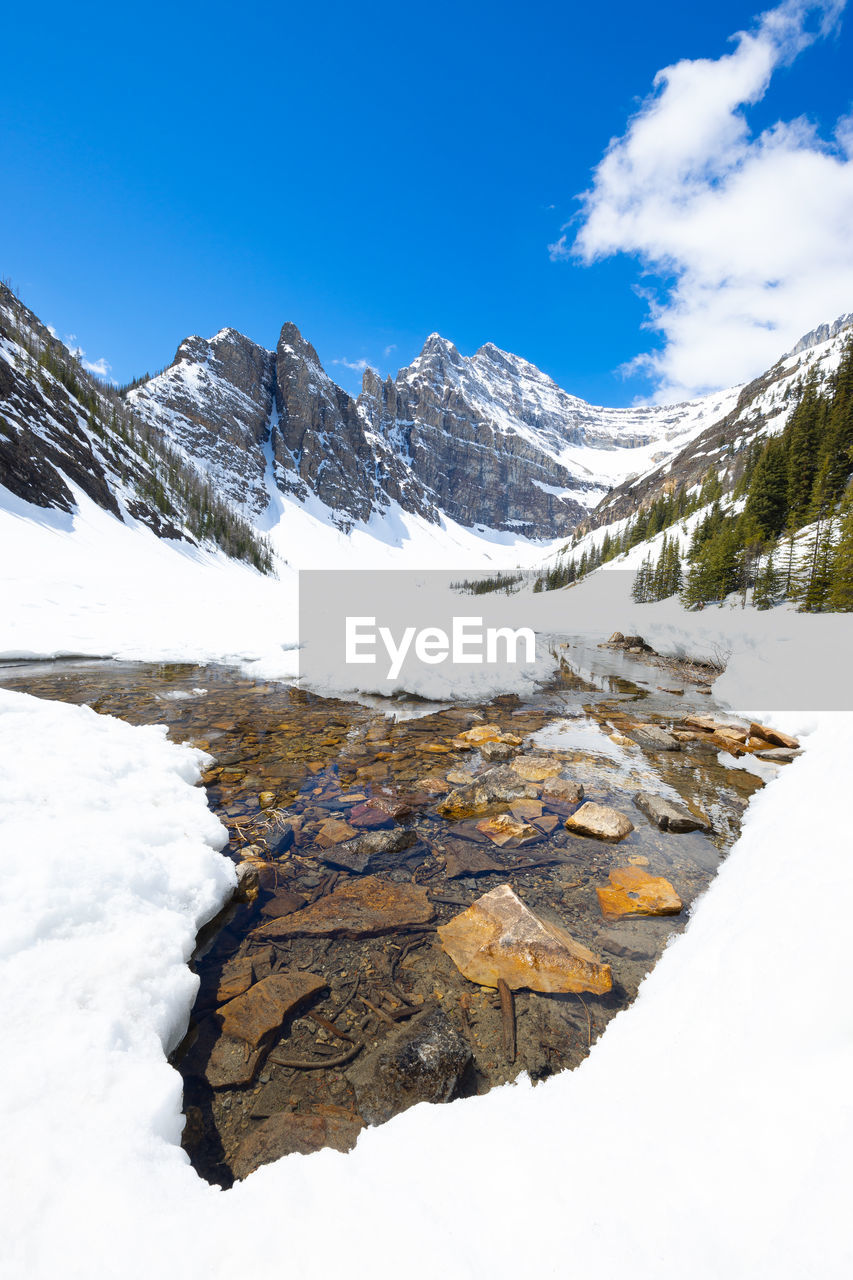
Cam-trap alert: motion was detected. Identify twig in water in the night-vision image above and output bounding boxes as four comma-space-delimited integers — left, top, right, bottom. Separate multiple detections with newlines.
268, 1041, 364, 1070
498, 979, 516, 1064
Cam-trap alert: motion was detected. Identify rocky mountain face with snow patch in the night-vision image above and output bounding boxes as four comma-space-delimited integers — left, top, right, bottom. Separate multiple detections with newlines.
129, 321, 744, 537
0, 285, 272, 570
574, 316, 853, 539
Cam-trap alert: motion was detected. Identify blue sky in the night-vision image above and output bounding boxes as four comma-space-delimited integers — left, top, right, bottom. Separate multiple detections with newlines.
2, 1, 851, 404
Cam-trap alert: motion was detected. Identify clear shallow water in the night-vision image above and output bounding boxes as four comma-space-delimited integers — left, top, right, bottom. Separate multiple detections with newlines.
0, 649, 763, 1184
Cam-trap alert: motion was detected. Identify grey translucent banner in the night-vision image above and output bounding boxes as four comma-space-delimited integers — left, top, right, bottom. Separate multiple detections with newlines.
297, 567, 853, 711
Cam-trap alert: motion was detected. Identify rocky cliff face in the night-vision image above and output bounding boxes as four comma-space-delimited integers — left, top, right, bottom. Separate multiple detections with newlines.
133, 321, 749, 537
130, 328, 276, 518
0, 285, 272, 569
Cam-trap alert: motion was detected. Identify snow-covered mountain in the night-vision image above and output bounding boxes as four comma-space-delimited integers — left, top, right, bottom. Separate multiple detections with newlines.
5, 277, 851, 567
575, 315, 853, 540
129, 323, 742, 537
0, 284, 271, 571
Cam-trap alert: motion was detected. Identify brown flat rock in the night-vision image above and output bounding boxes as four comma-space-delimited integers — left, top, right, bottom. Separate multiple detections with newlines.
347, 801, 395, 830
749, 721, 800, 750
565, 802, 634, 842
231, 1110, 363, 1180
253, 875, 434, 940
204, 1035, 264, 1089
597, 867, 682, 920
260, 888, 308, 918
437, 884, 612, 995
315, 818, 357, 847
215, 956, 255, 1004
219, 972, 326, 1048
509, 798, 543, 820
512, 756, 563, 782
452, 724, 505, 746
442, 840, 504, 878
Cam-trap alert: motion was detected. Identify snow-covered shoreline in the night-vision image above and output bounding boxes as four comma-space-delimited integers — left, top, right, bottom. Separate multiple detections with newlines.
2, 641, 852, 1277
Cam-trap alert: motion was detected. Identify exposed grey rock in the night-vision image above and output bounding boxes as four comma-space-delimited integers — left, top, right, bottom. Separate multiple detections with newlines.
346, 1007, 472, 1125
316, 827, 419, 873
633, 791, 711, 833
627, 725, 681, 752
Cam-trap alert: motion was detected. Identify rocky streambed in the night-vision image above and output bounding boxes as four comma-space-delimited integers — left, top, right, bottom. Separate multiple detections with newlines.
0, 645, 798, 1186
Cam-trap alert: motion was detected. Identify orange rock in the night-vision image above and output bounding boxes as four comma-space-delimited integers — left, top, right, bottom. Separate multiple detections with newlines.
454, 724, 504, 745
749, 721, 800, 750
596, 867, 682, 920
438, 884, 612, 995
315, 818, 357, 848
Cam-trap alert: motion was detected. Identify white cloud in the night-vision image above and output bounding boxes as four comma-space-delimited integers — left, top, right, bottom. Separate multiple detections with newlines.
332, 357, 375, 372
383, 343, 398, 358
561, 0, 853, 402
82, 356, 112, 379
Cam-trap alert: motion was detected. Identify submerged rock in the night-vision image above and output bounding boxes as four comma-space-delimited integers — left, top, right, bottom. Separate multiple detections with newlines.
315, 818, 358, 847
565, 802, 634, 842
442, 840, 504, 878
437, 884, 612, 994
633, 791, 711, 834
540, 777, 584, 806
316, 827, 418, 873
253, 875, 434, 940
346, 1007, 472, 1126
219, 972, 326, 1048
475, 813, 541, 848
596, 867, 682, 920
231, 1110, 363, 1179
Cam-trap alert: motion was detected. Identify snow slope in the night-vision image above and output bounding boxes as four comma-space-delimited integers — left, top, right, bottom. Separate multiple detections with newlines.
2, 639, 852, 1279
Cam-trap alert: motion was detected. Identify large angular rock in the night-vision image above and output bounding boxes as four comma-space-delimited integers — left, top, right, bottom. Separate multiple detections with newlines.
596, 867, 682, 920
437, 884, 612, 995
219, 972, 326, 1048
346, 1007, 472, 1126
316, 827, 418, 873
253, 876, 434, 940
633, 791, 711, 834
565, 802, 634, 842
231, 1110, 364, 1179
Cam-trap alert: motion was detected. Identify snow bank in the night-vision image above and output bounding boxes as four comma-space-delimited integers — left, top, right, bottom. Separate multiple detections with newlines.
2, 659, 852, 1278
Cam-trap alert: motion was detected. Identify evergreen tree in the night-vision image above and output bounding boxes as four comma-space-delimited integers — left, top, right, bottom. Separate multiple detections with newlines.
827, 494, 853, 611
